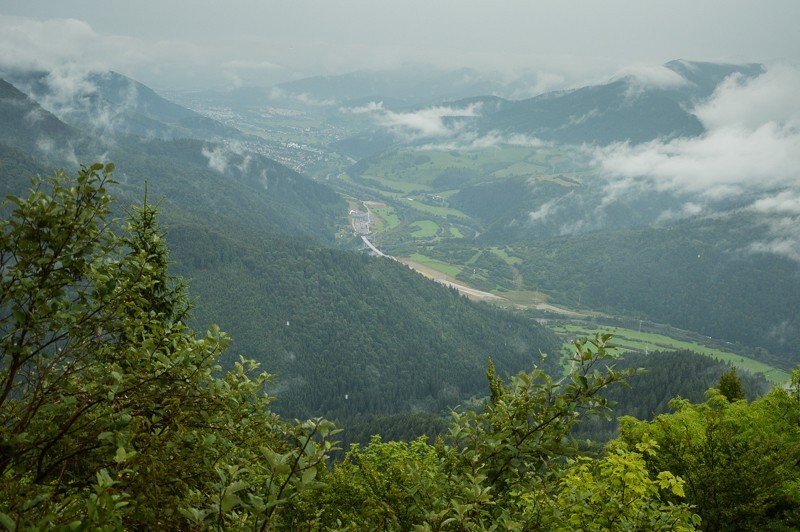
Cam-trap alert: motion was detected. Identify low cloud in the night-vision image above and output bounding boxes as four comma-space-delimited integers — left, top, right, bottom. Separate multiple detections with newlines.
611, 63, 690, 98
380, 103, 482, 140
201, 142, 255, 176
343, 101, 482, 140
528, 198, 561, 223
0, 15, 276, 89
655, 201, 705, 224
341, 101, 385, 114
593, 63, 800, 198
36, 136, 79, 166
746, 190, 800, 262
749, 190, 800, 216
268, 87, 336, 106
748, 219, 800, 262
415, 130, 547, 152
695, 64, 800, 130
9, 65, 140, 140
594, 122, 800, 199
202, 145, 228, 174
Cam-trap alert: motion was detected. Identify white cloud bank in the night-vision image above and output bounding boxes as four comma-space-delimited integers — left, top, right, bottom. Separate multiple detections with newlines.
593, 64, 800, 200
593, 63, 800, 260
343, 101, 483, 140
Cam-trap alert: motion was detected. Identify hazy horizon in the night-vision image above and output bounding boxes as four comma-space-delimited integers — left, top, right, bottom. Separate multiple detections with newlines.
1, 1, 799, 91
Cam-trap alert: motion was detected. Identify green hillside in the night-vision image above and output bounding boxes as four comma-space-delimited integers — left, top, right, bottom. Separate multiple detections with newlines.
166, 222, 562, 420
510, 214, 800, 365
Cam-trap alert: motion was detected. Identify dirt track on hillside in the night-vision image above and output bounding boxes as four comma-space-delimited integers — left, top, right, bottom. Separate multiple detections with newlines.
397, 259, 506, 302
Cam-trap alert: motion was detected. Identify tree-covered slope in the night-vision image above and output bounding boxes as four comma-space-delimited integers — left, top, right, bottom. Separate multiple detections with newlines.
472, 80, 704, 144
472, 60, 763, 146
166, 222, 562, 420
0, 79, 78, 195
0, 78, 75, 150
575, 349, 771, 442
105, 136, 345, 242
1, 74, 345, 242
2, 70, 243, 141
512, 214, 800, 364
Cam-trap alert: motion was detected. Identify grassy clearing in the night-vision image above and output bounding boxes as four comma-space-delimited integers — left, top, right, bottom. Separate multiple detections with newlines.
493, 162, 547, 178
371, 206, 401, 230
403, 198, 469, 218
407, 253, 462, 277
495, 290, 549, 307
490, 247, 523, 265
361, 173, 430, 194
552, 324, 790, 384
449, 226, 464, 238
411, 220, 439, 238
363, 146, 576, 188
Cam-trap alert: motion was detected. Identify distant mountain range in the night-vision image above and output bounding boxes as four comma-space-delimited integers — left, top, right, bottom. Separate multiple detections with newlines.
155, 60, 766, 154
176, 65, 545, 111
461, 60, 764, 144
316, 61, 764, 157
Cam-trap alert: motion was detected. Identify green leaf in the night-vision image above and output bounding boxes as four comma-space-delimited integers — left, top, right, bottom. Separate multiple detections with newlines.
220, 493, 241, 513
0, 512, 15, 530
114, 446, 128, 464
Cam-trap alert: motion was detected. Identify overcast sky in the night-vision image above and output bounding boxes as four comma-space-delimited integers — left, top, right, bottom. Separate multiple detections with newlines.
1, 0, 799, 90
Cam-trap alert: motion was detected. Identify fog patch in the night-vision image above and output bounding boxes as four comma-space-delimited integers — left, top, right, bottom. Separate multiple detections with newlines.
415, 131, 546, 151
748, 190, 800, 216
741, 190, 800, 263
655, 202, 705, 224
341, 101, 384, 114
611, 63, 690, 90
269, 87, 336, 106
528, 199, 561, 223
36, 136, 79, 166
202, 145, 228, 174
342, 101, 482, 141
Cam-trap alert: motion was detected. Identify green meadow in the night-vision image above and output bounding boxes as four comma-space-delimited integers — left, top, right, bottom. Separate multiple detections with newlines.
552, 324, 790, 384
411, 220, 439, 238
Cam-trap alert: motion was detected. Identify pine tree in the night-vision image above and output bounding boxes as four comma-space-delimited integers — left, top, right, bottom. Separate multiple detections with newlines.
717, 366, 746, 402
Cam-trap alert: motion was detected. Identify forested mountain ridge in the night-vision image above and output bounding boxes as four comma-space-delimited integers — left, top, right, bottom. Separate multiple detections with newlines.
166, 222, 563, 420
0, 73, 344, 241
1, 69, 244, 141
438, 61, 764, 145
509, 213, 800, 364
324, 60, 765, 155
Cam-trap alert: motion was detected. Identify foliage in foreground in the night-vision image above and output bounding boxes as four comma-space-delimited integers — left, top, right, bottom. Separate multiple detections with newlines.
0, 164, 336, 529
311, 339, 698, 530
0, 163, 706, 529
617, 381, 800, 531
